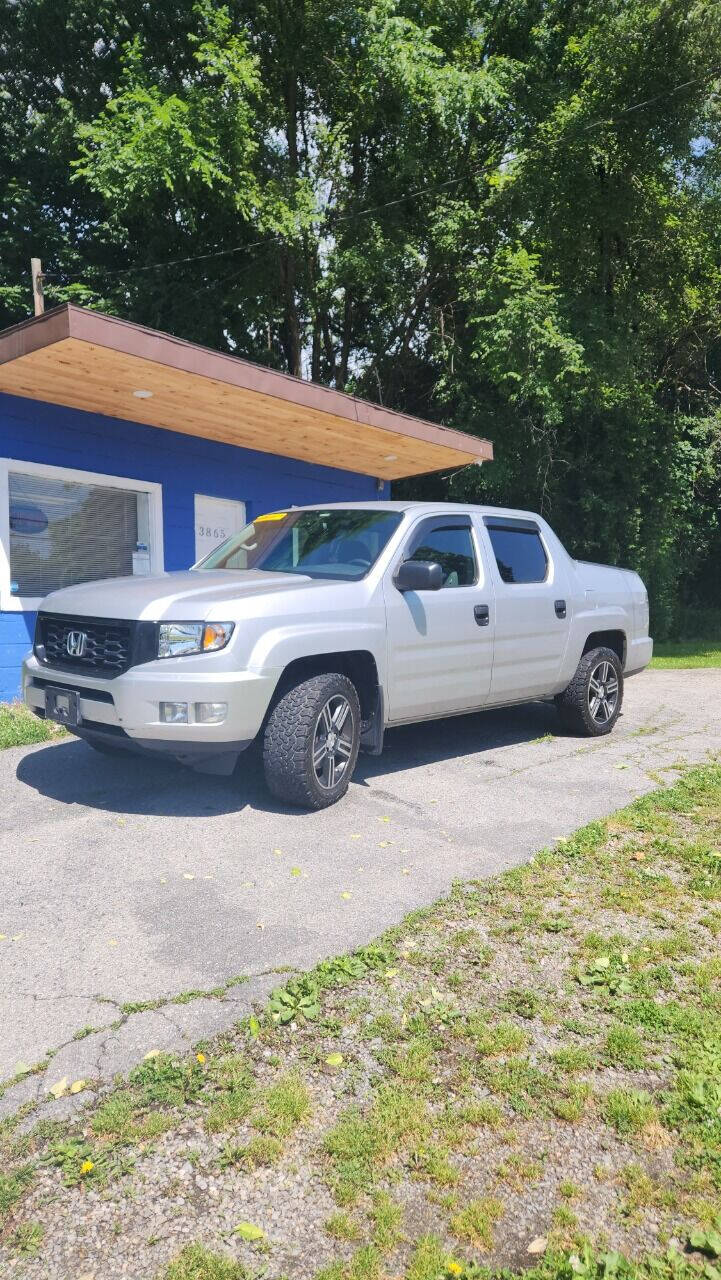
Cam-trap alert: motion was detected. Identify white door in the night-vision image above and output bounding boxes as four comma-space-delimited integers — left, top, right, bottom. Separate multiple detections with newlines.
383, 515, 493, 722
194, 495, 246, 564
479, 516, 571, 701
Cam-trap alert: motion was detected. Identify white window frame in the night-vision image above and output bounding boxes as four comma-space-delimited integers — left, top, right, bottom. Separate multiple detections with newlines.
0, 458, 164, 612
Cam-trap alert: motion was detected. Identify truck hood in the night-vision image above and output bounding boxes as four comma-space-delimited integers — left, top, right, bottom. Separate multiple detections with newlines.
39, 569, 322, 622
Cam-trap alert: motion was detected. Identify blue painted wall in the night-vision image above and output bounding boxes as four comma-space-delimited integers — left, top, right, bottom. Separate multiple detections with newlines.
0, 391, 387, 701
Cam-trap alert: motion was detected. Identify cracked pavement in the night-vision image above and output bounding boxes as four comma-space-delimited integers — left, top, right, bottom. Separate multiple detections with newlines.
1, 668, 718, 1118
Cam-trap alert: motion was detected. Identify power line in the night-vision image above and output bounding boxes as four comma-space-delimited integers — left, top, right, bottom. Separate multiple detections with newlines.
581, 67, 721, 130
42, 63, 721, 288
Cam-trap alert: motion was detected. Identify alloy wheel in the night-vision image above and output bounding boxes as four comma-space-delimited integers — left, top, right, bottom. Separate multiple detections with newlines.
588, 659, 619, 724
312, 694, 354, 790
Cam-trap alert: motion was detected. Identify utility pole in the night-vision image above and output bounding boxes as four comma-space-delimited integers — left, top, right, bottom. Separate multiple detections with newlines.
30, 258, 44, 315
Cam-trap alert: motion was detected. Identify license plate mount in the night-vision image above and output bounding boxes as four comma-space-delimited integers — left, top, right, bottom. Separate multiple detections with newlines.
45, 686, 80, 728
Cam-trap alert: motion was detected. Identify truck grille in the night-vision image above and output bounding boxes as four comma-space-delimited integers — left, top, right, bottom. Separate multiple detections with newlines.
35, 614, 133, 676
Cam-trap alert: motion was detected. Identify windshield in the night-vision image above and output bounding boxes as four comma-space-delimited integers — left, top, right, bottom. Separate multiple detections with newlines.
195, 508, 403, 581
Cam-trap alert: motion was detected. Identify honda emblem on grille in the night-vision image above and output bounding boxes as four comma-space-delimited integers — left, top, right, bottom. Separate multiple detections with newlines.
66, 630, 88, 658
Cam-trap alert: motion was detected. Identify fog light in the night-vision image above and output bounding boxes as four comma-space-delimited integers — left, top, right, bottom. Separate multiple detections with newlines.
160, 701, 188, 724
195, 701, 228, 725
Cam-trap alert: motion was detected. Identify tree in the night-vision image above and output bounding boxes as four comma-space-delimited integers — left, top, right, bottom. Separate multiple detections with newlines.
1, 0, 719, 634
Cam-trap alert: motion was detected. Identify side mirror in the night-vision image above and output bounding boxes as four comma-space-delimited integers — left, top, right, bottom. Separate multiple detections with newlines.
394, 559, 443, 592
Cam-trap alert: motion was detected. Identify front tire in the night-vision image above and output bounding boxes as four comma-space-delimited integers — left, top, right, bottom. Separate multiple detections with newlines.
263, 673, 361, 809
555, 646, 623, 737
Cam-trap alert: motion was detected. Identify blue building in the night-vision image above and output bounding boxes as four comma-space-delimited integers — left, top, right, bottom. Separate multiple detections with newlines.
0, 304, 492, 702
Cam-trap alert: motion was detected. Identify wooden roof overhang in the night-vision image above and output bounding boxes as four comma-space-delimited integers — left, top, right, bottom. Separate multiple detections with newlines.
0, 305, 492, 481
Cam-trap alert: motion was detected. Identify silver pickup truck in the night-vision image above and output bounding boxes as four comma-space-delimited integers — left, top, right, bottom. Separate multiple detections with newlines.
23, 502, 652, 808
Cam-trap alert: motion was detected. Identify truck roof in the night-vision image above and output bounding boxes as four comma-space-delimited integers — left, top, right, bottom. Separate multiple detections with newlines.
292, 500, 545, 522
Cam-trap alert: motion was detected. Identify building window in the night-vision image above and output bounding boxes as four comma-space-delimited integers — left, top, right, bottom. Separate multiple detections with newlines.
1, 460, 163, 609
486, 524, 548, 584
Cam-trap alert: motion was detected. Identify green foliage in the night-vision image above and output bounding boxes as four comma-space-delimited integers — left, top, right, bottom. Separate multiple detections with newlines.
324, 1084, 429, 1204
689, 1218, 721, 1259
252, 1072, 310, 1138
163, 1243, 248, 1279
603, 1088, 658, 1136
0, 702, 67, 750
449, 1196, 504, 1249
605, 1026, 646, 1070
1, 0, 720, 625
0, 1165, 33, 1224
269, 943, 395, 1027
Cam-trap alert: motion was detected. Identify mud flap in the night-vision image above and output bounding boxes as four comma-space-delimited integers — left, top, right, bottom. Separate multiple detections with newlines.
360, 686, 385, 756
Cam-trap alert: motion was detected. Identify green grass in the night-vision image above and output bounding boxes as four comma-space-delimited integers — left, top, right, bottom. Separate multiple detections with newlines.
0, 701, 67, 749
449, 1196, 504, 1250
163, 1244, 248, 1279
650, 641, 721, 668
603, 1087, 659, 1136
324, 1085, 429, 1205
251, 1071, 311, 1138
325, 1211, 363, 1242
0, 1166, 34, 1224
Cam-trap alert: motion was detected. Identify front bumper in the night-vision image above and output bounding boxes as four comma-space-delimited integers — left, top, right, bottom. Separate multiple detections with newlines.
22, 653, 279, 765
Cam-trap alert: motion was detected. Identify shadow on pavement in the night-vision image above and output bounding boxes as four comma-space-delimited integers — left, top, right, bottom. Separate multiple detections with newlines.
16, 699, 563, 818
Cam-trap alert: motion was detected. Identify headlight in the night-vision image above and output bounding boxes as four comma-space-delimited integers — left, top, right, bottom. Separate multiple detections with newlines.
158, 622, 234, 659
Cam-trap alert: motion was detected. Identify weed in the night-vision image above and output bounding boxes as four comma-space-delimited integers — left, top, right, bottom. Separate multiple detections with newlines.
163, 1243, 248, 1278
9, 1221, 44, 1256
269, 976, 321, 1024
619, 1164, 676, 1216
0, 701, 67, 749
204, 1055, 255, 1134
551, 1046, 595, 1073
475, 1022, 528, 1057
405, 1235, 447, 1280
496, 1153, 543, 1189
559, 1179, 581, 1200
552, 1205, 579, 1229
382, 1037, 434, 1084
501, 988, 542, 1019
409, 1143, 458, 1185
371, 1189, 403, 1249
91, 1092, 175, 1143
479, 1056, 552, 1115
325, 1210, 362, 1241
0, 1164, 33, 1223
552, 1081, 591, 1122
218, 1136, 282, 1170
454, 1099, 504, 1128
605, 1025, 646, 1069
119, 998, 164, 1015
603, 1087, 658, 1136
324, 1084, 429, 1203
450, 1196, 504, 1249
252, 1071, 310, 1138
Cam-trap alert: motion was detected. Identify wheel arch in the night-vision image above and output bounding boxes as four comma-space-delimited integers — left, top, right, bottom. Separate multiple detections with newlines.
269, 650, 380, 723
582, 629, 627, 667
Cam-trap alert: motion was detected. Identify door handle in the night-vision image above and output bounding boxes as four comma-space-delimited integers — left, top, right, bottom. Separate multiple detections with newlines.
474, 604, 490, 626
555, 599, 567, 619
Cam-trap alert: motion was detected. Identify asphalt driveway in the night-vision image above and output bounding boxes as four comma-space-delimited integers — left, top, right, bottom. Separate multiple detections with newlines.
1, 668, 719, 1114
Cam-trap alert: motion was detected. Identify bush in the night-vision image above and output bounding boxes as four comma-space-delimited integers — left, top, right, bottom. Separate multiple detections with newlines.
0, 702, 67, 750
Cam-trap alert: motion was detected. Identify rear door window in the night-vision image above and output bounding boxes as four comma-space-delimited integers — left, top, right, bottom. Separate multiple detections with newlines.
485, 522, 548, 584
406, 521, 477, 588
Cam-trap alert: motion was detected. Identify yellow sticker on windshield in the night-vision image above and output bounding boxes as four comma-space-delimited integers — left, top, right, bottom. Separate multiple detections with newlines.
254, 511, 287, 522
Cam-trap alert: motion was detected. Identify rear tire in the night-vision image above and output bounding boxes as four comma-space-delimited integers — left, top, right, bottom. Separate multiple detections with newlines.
263, 672, 361, 809
555, 646, 623, 737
